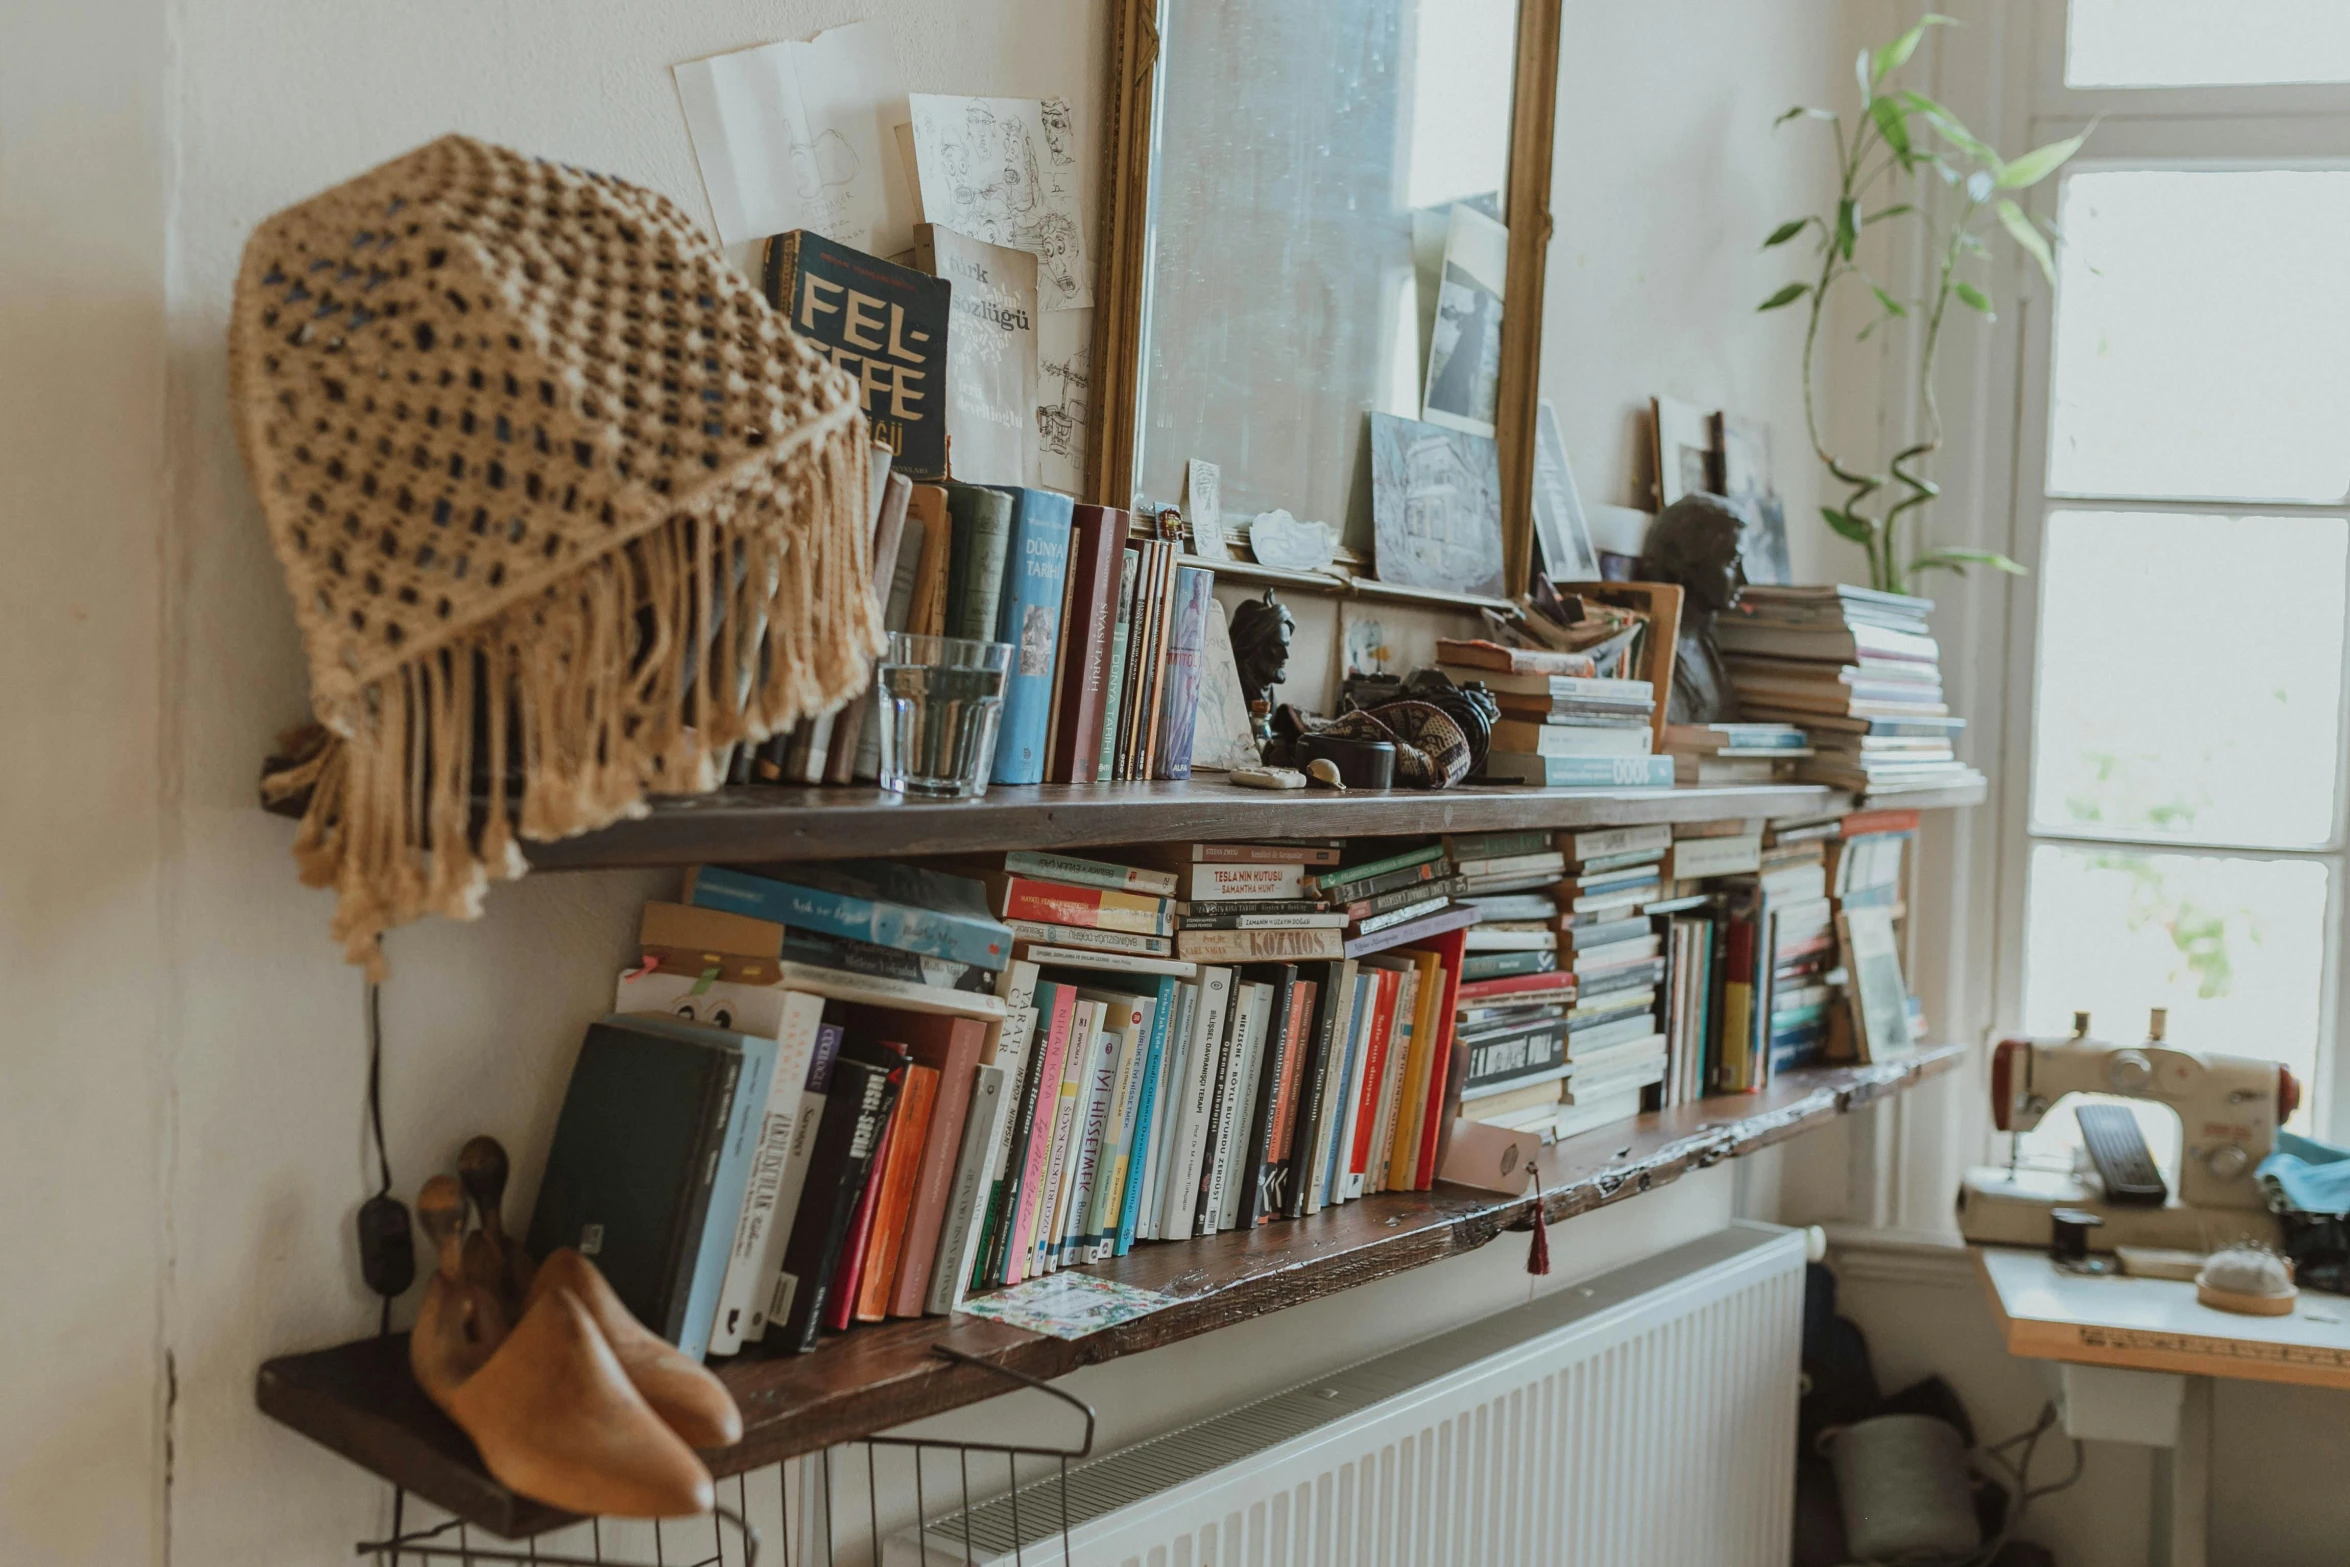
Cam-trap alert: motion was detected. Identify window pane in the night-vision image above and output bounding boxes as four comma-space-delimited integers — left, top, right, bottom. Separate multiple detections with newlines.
2069, 0, 2350, 87
2048, 170, 2350, 503
2020, 844, 2326, 1115
2031, 511, 2345, 846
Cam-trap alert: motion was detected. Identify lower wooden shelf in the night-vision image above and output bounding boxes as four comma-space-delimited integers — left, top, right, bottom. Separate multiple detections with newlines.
255, 1043, 1964, 1537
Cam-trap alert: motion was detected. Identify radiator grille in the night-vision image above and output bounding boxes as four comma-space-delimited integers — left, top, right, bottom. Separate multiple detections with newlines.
891, 1223, 1804, 1567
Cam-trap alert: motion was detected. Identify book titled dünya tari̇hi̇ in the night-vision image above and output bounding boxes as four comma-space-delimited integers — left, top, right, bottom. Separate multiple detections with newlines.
764, 230, 950, 480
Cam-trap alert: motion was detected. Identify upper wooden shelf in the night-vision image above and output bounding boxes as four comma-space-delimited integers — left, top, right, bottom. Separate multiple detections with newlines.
254, 1043, 1964, 1537
524, 776, 1986, 872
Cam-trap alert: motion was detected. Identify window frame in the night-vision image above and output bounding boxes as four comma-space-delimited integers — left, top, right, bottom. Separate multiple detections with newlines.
1991, 9, 2350, 1140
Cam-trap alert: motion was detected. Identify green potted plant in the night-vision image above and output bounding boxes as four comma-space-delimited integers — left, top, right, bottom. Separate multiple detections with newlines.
1760, 15, 2087, 594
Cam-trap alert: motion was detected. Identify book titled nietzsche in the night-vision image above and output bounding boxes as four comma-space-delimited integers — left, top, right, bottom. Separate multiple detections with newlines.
763, 229, 951, 480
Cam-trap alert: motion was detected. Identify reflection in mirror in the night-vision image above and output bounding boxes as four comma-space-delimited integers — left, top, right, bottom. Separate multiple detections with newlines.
1133, 0, 1519, 563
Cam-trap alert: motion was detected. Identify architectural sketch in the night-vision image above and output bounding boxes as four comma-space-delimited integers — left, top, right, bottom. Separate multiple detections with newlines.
1034, 307, 1091, 492
909, 93, 1093, 310
1368, 411, 1507, 598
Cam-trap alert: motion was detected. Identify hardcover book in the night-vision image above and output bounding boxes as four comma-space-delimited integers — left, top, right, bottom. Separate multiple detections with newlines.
763, 230, 950, 479
688, 862, 1013, 972
1047, 508, 1127, 784
984, 486, 1075, 785
942, 484, 1015, 644
524, 1019, 745, 1357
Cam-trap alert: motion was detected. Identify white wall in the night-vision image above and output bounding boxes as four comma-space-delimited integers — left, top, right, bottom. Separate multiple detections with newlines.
2, 1, 1879, 1563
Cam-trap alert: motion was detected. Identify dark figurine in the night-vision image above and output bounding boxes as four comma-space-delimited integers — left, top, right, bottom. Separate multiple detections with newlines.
1227, 588, 1296, 752
1635, 493, 1748, 724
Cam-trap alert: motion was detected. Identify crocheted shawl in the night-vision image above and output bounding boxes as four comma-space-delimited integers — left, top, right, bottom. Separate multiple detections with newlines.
231, 137, 878, 973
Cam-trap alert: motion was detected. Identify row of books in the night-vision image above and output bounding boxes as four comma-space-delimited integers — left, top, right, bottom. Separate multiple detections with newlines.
1455, 803, 1929, 1137
527, 806, 1932, 1368
1718, 584, 1981, 796
531, 841, 1485, 1363
750, 455, 1219, 790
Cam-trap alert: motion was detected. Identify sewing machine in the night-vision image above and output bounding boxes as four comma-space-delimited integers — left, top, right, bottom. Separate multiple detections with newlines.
1958, 1011, 2299, 1253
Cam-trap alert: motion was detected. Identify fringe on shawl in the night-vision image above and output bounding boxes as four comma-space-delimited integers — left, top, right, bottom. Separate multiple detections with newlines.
263, 419, 881, 978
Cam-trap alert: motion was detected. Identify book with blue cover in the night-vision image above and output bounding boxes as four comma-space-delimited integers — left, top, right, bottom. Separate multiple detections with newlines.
1112, 974, 1181, 1255
686, 861, 1013, 971
985, 486, 1076, 785
1480, 753, 1676, 789
1153, 566, 1214, 780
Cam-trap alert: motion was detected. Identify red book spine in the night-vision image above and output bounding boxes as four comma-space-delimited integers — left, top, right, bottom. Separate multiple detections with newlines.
853, 1063, 937, 1322
1839, 808, 1922, 837
1457, 971, 1579, 1002
825, 1105, 899, 1333
1047, 507, 1125, 783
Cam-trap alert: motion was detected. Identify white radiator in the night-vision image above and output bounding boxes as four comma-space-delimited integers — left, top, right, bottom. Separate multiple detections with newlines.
890, 1222, 1806, 1567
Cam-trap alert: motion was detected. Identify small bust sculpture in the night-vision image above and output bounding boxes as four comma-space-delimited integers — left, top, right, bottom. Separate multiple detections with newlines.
1635, 493, 1748, 724
1227, 588, 1296, 750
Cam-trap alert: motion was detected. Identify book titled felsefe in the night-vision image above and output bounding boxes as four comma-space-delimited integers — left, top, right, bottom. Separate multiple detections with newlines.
763, 230, 950, 481
984, 487, 1075, 785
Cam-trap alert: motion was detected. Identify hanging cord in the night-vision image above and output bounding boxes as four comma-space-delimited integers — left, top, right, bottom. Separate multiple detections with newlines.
369, 981, 394, 1201
1959, 1400, 2086, 1567
355, 979, 415, 1338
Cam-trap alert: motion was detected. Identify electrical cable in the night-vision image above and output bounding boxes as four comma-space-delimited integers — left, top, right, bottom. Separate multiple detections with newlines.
368, 980, 395, 1336
1960, 1400, 2085, 1567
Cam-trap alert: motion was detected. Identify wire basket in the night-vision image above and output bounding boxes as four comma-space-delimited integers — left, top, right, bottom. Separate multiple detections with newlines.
354, 1349, 1095, 1567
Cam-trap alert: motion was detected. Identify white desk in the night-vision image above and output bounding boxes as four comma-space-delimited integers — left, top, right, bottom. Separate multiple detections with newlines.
1974, 1245, 2350, 1567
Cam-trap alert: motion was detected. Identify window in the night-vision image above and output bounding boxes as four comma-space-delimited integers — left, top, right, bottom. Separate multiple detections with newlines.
2005, 7, 2350, 1145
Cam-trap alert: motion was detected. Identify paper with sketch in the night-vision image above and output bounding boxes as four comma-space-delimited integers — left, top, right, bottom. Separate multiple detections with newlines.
673, 22, 919, 256
908, 94, 1092, 310
1034, 307, 1091, 492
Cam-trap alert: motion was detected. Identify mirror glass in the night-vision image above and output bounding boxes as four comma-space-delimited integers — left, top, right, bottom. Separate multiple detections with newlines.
1132, 0, 1519, 552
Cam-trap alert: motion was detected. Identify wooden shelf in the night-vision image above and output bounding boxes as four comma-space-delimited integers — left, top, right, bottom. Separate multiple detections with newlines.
519, 777, 1993, 873
1191, 555, 1516, 615
254, 1043, 1963, 1537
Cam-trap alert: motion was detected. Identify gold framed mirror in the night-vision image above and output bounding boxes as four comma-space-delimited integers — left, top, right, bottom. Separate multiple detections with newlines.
1088, 0, 1560, 599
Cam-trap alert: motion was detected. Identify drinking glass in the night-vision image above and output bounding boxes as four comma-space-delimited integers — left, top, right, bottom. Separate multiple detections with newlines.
876, 632, 1012, 799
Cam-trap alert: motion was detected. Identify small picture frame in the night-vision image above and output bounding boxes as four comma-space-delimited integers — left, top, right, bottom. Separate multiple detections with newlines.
1530, 400, 1601, 582
1837, 905, 1915, 1062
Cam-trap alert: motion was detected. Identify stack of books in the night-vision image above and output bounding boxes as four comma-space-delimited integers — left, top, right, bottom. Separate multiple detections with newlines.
1661, 722, 1813, 785
1459, 822, 1676, 1138
1716, 585, 1978, 795
1166, 842, 1350, 964
1437, 639, 1671, 789
1295, 841, 1471, 958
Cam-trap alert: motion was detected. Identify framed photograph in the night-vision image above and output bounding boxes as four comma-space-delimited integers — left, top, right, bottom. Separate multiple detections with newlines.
1713, 412, 1792, 586
1367, 411, 1508, 597
1530, 399, 1600, 581
1421, 204, 1509, 438
1837, 905, 1915, 1062
1650, 394, 1714, 509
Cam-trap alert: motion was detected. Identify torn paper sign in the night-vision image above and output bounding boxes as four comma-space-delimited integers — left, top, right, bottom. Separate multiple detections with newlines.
908, 94, 1092, 310
673, 21, 919, 256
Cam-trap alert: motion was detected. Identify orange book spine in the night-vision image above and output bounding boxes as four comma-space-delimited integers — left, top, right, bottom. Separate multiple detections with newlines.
853, 1062, 938, 1322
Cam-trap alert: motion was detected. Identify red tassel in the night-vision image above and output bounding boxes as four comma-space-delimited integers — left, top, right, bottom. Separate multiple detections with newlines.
1526, 1179, 1551, 1276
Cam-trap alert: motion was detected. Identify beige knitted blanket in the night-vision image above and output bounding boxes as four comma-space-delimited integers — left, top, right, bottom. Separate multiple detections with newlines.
231, 136, 879, 973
